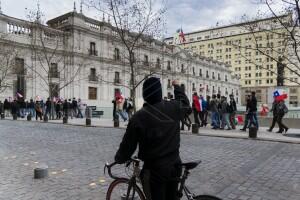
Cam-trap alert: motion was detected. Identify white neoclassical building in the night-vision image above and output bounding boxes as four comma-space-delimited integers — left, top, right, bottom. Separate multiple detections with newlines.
0, 10, 240, 112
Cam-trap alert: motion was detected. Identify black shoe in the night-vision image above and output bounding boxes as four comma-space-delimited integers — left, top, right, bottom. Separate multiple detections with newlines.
226, 128, 232, 130
276, 130, 283, 134
284, 128, 289, 134
240, 129, 246, 131
188, 125, 191, 131
267, 129, 272, 132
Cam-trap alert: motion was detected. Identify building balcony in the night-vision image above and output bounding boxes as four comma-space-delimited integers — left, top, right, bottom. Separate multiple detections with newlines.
114, 78, 121, 84
49, 72, 60, 79
89, 49, 98, 56
89, 75, 99, 82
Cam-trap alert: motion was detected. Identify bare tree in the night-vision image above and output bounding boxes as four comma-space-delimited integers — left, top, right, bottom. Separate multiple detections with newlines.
232, 0, 300, 86
87, 0, 166, 111
0, 41, 19, 94
26, 6, 89, 100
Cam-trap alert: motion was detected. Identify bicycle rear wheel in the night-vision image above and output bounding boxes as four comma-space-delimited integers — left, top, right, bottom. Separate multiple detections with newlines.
106, 178, 146, 200
195, 195, 222, 200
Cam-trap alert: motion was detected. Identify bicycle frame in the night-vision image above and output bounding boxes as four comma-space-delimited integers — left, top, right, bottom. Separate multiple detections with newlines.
178, 168, 197, 200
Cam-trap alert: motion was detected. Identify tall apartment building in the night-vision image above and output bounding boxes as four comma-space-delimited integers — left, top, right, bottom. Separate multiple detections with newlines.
165, 14, 300, 106
0, 10, 240, 112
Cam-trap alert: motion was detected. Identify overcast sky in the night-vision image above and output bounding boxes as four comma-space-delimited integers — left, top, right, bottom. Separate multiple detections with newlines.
1, 0, 282, 37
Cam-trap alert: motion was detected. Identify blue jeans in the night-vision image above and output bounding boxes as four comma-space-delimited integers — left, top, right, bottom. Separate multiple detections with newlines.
211, 111, 220, 128
221, 113, 231, 129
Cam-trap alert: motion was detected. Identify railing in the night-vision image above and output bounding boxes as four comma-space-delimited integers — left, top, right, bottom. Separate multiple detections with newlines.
89, 75, 99, 82
114, 78, 121, 84
49, 72, 60, 79
89, 49, 98, 56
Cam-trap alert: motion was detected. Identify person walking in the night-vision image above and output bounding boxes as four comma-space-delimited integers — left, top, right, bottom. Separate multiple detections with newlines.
3, 99, 11, 117
276, 100, 289, 134
220, 96, 231, 130
28, 99, 35, 117
229, 94, 237, 129
192, 93, 200, 126
114, 77, 191, 200
56, 100, 62, 119
45, 98, 52, 119
0, 101, 3, 116
77, 98, 84, 118
116, 95, 127, 121
267, 98, 279, 132
249, 92, 258, 129
112, 98, 117, 121
240, 95, 251, 131
199, 95, 208, 127
35, 101, 43, 121
72, 98, 78, 118
210, 95, 220, 129
126, 98, 134, 120
63, 99, 69, 118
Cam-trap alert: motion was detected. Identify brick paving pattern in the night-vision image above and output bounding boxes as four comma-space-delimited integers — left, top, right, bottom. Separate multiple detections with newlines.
0, 120, 300, 200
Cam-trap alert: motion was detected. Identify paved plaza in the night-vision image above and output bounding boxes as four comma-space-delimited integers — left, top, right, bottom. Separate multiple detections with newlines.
0, 120, 300, 200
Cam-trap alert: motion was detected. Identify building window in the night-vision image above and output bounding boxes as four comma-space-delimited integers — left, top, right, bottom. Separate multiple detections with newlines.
89, 68, 98, 82
49, 63, 59, 78
156, 58, 161, 68
212, 72, 215, 79
181, 64, 185, 73
144, 55, 149, 66
88, 87, 97, 100
192, 67, 195, 75
167, 79, 172, 89
114, 48, 120, 60
14, 58, 26, 98
199, 69, 202, 77
89, 42, 97, 56
206, 70, 209, 78
192, 83, 196, 91
114, 72, 120, 84
167, 61, 171, 70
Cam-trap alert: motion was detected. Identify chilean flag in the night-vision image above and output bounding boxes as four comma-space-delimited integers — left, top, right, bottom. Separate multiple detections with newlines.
273, 89, 288, 101
177, 28, 186, 44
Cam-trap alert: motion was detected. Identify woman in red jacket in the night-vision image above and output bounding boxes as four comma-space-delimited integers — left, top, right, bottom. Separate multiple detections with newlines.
192, 93, 200, 125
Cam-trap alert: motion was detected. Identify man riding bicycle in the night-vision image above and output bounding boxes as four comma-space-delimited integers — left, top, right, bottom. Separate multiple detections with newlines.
114, 77, 191, 200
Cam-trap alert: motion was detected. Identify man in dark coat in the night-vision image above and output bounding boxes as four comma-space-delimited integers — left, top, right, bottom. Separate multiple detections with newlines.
267, 98, 279, 132
114, 77, 190, 200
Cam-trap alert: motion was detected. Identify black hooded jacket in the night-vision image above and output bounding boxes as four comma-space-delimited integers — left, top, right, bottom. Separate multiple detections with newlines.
115, 85, 190, 167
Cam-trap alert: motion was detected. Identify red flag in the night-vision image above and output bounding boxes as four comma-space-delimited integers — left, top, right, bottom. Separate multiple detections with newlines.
179, 28, 186, 43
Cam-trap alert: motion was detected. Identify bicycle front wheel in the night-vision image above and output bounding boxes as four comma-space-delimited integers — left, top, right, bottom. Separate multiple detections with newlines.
195, 195, 223, 200
106, 178, 146, 200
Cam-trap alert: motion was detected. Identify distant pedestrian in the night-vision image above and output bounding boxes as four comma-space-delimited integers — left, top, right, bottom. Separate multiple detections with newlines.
267, 99, 279, 132
63, 100, 69, 118
35, 101, 43, 121
276, 100, 289, 134
229, 94, 237, 129
220, 96, 231, 130
192, 92, 200, 126
77, 99, 84, 118
210, 95, 220, 129
3, 99, 11, 117
0, 101, 3, 115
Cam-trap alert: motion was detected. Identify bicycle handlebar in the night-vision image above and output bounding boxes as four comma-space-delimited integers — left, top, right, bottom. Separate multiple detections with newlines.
104, 157, 141, 180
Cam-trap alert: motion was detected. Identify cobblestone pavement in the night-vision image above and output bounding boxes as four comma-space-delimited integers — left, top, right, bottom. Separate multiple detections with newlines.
0, 120, 300, 200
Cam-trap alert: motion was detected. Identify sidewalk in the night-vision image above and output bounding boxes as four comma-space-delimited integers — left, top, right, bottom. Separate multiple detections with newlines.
3, 117, 300, 144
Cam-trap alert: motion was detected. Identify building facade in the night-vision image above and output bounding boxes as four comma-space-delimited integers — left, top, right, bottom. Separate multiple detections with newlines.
165, 14, 300, 107
0, 11, 240, 111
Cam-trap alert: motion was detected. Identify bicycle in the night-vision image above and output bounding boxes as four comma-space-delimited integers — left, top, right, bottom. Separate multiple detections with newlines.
104, 157, 222, 200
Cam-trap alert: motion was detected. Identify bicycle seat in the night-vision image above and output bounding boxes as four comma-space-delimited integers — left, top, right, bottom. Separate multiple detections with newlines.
180, 160, 201, 170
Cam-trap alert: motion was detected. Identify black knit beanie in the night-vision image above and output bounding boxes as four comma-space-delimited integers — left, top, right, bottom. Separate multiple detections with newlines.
143, 77, 162, 105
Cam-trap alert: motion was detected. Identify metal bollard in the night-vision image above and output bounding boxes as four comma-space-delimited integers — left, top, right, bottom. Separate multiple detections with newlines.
63, 116, 68, 124
0, 113, 4, 119
249, 126, 257, 139
13, 114, 17, 120
43, 115, 48, 122
34, 164, 48, 179
191, 123, 199, 134
85, 107, 92, 126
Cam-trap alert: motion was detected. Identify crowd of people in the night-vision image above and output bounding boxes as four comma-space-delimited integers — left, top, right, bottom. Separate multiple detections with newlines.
0, 97, 87, 121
